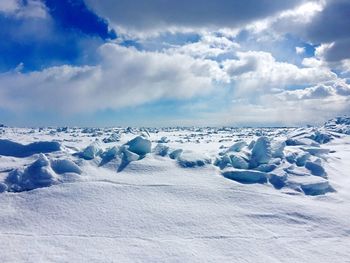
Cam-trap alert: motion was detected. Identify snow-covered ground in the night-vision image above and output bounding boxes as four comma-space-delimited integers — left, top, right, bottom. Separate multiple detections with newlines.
0, 118, 350, 262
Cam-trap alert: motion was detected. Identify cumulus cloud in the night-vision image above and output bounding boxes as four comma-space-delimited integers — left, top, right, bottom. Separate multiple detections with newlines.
247, 1, 324, 35
0, 44, 225, 113
222, 51, 337, 96
1, 39, 345, 124
0, 0, 47, 18
281, 84, 334, 100
166, 34, 240, 60
84, 0, 305, 35
253, 0, 350, 63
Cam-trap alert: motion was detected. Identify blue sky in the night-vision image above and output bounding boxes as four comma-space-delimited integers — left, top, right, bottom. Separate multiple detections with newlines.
0, 0, 349, 127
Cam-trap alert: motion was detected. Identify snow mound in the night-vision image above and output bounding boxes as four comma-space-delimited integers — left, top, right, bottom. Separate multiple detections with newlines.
4, 154, 83, 192
5, 154, 58, 192
0, 139, 61, 157
222, 168, 268, 184
126, 136, 152, 156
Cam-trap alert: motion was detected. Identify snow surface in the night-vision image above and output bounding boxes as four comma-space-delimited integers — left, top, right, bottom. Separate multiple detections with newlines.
0, 118, 350, 262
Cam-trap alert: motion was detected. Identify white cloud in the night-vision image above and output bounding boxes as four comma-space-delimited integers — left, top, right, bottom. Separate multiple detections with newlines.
246, 1, 324, 36
0, 40, 346, 125
0, 0, 18, 13
0, 0, 47, 18
280, 84, 335, 100
84, 0, 305, 36
0, 44, 225, 113
166, 34, 240, 59
222, 51, 337, 96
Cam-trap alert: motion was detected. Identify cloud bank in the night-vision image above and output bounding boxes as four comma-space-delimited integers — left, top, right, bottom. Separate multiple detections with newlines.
0, 0, 349, 126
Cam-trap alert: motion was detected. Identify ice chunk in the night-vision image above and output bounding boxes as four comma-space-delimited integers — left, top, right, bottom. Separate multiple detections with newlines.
255, 163, 277, 173
101, 146, 120, 160
222, 168, 268, 184
5, 154, 58, 192
102, 132, 121, 143
248, 140, 255, 150
296, 152, 311, 167
123, 148, 139, 163
227, 141, 247, 152
215, 155, 232, 170
158, 137, 170, 143
285, 165, 312, 177
268, 170, 288, 189
99, 146, 122, 166
177, 151, 211, 168
301, 147, 330, 157
250, 136, 271, 168
301, 180, 334, 195
312, 131, 332, 144
287, 176, 333, 196
0, 182, 7, 193
286, 152, 297, 164
153, 144, 170, 157
81, 140, 102, 160
126, 136, 152, 156
0, 139, 61, 158
51, 159, 82, 175
271, 140, 286, 158
305, 161, 326, 177
169, 149, 183, 160
229, 153, 249, 169
323, 116, 350, 135
286, 138, 320, 147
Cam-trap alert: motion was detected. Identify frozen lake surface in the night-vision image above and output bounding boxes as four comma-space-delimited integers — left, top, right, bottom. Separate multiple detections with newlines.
0, 117, 350, 262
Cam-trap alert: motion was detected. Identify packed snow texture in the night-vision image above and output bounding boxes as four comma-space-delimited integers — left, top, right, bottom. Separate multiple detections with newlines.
0, 117, 350, 262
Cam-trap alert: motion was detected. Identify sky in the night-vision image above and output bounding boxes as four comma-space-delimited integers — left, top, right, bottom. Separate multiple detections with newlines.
0, 0, 349, 127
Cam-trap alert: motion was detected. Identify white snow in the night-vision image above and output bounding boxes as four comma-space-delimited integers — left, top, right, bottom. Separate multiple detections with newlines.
0, 117, 350, 262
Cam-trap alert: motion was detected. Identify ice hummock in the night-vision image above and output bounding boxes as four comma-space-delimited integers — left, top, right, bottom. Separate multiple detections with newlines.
1, 116, 349, 194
